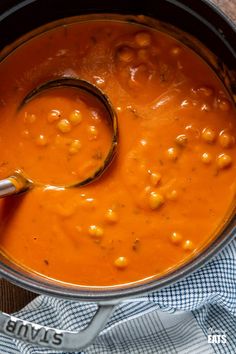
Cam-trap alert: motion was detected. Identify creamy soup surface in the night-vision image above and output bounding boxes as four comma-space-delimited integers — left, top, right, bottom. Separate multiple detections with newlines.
0, 21, 235, 286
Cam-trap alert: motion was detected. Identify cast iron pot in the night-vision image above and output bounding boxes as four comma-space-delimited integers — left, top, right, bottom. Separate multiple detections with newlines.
0, 0, 235, 351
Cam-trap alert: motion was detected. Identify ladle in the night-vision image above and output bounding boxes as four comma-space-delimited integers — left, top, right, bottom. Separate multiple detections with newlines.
0, 78, 118, 197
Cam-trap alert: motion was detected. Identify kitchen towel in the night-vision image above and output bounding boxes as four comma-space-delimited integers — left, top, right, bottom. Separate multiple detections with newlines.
0, 236, 235, 354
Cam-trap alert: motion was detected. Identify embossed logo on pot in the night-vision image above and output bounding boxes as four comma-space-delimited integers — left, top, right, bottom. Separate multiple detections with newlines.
4, 318, 63, 347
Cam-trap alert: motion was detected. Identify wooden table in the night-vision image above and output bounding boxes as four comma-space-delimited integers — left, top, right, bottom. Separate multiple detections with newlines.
1, 0, 236, 314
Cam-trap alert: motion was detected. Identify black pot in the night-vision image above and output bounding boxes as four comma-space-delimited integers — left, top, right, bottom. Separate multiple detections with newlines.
0, 0, 235, 351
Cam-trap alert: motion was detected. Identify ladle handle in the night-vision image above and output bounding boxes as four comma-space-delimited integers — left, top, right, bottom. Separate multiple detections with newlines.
0, 302, 117, 351
0, 179, 17, 197
0, 174, 31, 198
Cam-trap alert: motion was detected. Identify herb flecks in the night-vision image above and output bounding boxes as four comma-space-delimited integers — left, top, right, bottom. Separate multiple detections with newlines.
92, 151, 103, 160
132, 238, 140, 251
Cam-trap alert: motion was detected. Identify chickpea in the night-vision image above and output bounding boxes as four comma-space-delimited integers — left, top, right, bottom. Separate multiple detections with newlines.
88, 225, 104, 238
219, 132, 234, 148
150, 172, 161, 187
91, 110, 101, 121
217, 153, 232, 169
197, 86, 213, 97
114, 256, 128, 269
69, 110, 82, 125
48, 109, 61, 123
166, 190, 178, 201
218, 98, 231, 111
201, 152, 212, 164
21, 129, 30, 139
201, 128, 216, 144
36, 134, 48, 147
149, 191, 164, 210
138, 49, 149, 60
135, 31, 151, 47
24, 112, 36, 124
57, 119, 71, 133
140, 139, 148, 147
175, 134, 188, 147
166, 147, 178, 161
105, 209, 118, 223
170, 232, 182, 244
170, 46, 181, 56
177, 62, 183, 70
69, 139, 81, 154
183, 240, 194, 251
117, 46, 135, 63
88, 125, 98, 140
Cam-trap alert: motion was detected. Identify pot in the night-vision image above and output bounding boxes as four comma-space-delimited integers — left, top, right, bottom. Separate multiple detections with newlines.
0, 0, 235, 351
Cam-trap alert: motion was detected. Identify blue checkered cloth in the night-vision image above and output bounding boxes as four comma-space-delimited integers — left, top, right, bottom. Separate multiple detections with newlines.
0, 237, 235, 354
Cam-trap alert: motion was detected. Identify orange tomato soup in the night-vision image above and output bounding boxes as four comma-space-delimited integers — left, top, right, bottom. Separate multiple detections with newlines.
0, 20, 235, 286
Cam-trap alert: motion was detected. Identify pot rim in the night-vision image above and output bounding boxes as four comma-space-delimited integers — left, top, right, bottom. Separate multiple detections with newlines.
0, 0, 236, 302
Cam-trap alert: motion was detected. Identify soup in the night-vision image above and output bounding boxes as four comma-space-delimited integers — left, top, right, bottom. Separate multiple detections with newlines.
0, 20, 235, 286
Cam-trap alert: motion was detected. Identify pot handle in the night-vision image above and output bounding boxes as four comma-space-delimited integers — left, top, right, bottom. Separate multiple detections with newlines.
0, 302, 116, 351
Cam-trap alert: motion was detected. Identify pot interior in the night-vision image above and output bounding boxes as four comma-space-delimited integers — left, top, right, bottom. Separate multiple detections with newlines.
0, 1, 235, 301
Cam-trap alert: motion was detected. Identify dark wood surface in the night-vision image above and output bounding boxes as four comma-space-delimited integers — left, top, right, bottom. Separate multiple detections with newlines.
1, 0, 236, 314
0, 279, 36, 313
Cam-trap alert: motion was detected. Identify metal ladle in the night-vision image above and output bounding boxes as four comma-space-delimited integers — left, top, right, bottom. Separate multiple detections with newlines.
0, 78, 118, 198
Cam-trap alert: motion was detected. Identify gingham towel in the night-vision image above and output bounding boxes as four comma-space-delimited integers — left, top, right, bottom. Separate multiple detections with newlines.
0, 236, 235, 354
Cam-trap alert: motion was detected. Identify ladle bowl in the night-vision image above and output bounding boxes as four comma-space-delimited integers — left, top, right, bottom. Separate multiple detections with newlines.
0, 77, 118, 198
